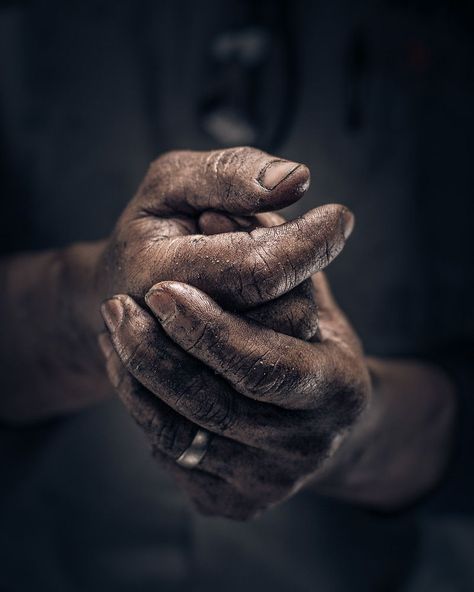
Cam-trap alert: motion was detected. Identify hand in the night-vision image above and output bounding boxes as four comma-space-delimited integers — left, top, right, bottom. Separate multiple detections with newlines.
97, 150, 455, 516
99, 268, 370, 520
87, 147, 353, 335
1, 146, 353, 423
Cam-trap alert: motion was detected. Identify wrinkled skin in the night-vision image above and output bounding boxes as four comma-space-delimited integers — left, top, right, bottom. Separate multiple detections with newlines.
95, 147, 352, 336
100, 272, 369, 520
98, 147, 369, 520
199, 210, 320, 341
0, 144, 454, 509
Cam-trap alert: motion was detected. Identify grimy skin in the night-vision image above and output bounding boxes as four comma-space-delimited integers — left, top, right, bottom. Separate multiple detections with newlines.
0, 147, 455, 519
0, 148, 342, 419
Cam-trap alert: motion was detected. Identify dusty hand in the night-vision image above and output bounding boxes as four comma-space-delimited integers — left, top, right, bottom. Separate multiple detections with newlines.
96, 147, 365, 520
91, 147, 352, 335
99, 269, 370, 520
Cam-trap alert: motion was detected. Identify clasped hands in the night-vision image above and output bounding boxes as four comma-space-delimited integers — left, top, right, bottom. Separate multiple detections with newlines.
97, 147, 371, 519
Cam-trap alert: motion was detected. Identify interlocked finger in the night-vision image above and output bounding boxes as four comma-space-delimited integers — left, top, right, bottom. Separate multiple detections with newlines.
99, 333, 297, 506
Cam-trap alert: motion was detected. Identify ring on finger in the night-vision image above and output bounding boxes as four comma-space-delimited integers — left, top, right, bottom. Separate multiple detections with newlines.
176, 428, 211, 469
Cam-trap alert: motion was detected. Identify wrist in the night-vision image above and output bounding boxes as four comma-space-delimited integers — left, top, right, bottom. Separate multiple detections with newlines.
57, 239, 111, 387
0, 241, 111, 423
309, 357, 457, 509
60, 239, 108, 337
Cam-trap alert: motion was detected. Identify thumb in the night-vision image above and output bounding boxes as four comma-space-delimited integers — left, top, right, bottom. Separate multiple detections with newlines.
143, 204, 354, 309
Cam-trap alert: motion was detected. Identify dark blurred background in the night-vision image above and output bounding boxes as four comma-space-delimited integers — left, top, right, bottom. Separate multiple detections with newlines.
0, 1, 473, 590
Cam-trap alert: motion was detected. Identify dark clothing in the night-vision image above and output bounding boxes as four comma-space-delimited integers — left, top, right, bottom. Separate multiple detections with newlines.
0, 1, 473, 590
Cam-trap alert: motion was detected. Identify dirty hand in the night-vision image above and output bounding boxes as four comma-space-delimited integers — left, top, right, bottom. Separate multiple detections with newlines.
99, 266, 369, 520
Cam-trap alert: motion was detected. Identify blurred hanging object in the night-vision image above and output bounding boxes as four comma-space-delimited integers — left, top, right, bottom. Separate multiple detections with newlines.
197, 0, 299, 152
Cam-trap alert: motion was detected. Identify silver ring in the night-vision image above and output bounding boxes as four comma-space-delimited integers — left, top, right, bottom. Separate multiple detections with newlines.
176, 429, 211, 469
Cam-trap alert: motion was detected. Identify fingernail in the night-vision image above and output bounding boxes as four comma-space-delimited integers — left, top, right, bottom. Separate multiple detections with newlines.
341, 209, 355, 240
101, 298, 124, 332
98, 333, 114, 359
257, 160, 301, 190
145, 288, 176, 323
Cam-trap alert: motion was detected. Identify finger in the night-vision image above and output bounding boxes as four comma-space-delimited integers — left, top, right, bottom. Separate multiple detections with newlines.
101, 332, 211, 461
197, 211, 286, 235
142, 203, 354, 309
101, 342, 262, 519
198, 211, 319, 340
198, 211, 253, 234
100, 333, 302, 506
100, 295, 310, 447
145, 282, 355, 410
244, 280, 319, 340
135, 147, 310, 216
311, 272, 362, 352
254, 211, 286, 227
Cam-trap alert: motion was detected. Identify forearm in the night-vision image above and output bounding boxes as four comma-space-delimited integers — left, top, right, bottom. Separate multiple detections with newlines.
310, 357, 457, 509
0, 241, 111, 423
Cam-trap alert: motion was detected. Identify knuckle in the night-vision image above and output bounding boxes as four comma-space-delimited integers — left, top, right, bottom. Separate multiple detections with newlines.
318, 363, 368, 427
334, 381, 367, 426
140, 151, 186, 202
322, 239, 334, 267
156, 421, 179, 455
238, 247, 282, 305
259, 409, 339, 465
319, 205, 347, 261
184, 316, 228, 357
272, 429, 334, 467
122, 381, 153, 424
153, 415, 191, 458
232, 348, 302, 403
243, 280, 318, 340
205, 147, 266, 210
208, 146, 254, 177
206, 147, 238, 179
286, 304, 319, 341
115, 339, 147, 375
117, 388, 165, 447
207, 148, 248, 202
106, 352, 128, 392
251, 248, 280, 294
241, 365, 280, 398
174, 376, 236, 433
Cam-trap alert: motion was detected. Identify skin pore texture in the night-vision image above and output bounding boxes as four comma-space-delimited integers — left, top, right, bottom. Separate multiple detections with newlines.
0, 147, 456, 519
